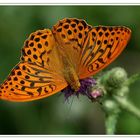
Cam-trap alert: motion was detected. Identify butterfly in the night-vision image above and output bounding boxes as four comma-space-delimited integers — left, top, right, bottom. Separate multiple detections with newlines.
0, 18, 131, 102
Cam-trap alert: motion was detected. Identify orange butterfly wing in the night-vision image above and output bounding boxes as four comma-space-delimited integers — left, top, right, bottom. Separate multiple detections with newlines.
78, 26, 131, 79
0, 29, 67, 102
52, 18, 131, 80
52, 18, 92, 72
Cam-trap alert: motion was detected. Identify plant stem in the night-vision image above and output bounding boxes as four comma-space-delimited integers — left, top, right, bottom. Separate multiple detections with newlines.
113, 95, 140, 120
105, 113, 119, 135
125, 73, 140, 86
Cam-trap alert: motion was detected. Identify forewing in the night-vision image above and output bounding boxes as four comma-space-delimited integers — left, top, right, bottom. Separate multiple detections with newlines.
52, 18, 92, 72
79, 26, 131, 79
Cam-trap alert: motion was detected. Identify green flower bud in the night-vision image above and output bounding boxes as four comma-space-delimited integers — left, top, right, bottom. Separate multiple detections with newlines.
106, 67, 127, 88
102, 99, 120, 114
99, 67, 128, 94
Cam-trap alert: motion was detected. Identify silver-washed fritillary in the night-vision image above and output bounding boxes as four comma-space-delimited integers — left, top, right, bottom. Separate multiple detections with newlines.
0, 18, 131, 102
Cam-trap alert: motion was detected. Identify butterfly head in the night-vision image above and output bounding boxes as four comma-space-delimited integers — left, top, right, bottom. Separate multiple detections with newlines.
70, 80, 81, 92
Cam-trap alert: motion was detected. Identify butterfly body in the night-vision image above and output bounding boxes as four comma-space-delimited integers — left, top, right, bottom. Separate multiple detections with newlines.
63, 58, 80, 91
55, 45, 80, 91
0, 18, 131, 102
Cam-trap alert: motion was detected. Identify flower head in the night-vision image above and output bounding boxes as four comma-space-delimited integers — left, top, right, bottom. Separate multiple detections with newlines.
61, 77, 103, 102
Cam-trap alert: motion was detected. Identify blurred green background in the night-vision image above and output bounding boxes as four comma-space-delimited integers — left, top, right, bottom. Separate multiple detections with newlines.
0, 6, 139, 134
